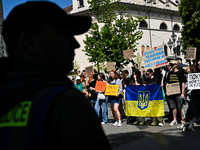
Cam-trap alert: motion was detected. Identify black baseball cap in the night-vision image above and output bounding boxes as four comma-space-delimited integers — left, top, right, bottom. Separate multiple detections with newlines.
2, 1, 91, 46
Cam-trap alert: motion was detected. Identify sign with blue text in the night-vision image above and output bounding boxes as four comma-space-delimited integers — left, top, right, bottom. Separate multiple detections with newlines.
142, 45, 167, 69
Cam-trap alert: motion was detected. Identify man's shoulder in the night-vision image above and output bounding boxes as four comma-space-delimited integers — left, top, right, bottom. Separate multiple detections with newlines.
58, 87, 88, 104
44, 87, 111, 148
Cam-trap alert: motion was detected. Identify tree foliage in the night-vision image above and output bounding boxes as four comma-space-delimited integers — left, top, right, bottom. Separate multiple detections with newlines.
179, 0, 200, 58
83, 0, 145, 72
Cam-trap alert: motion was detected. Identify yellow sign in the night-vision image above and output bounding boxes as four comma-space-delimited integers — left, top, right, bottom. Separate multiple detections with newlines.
105, 85, 119, 96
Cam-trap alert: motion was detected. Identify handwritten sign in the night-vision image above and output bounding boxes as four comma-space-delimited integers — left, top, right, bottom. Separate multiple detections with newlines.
166, 82, 180, 96
95, 81, 107, 92
142, 45, 167, 69
107, 62, 115, 72
123, 49, 134, 59
188, 73, 200, 90
85, 65, 94, 76
105, 85, 119, 96
186, 47, 196, 60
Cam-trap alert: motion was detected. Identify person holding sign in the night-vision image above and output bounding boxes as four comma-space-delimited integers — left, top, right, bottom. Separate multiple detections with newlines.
142, 69, 164, 127
94, 73, 108, 124
108, 70, 123, 127
166, 60, 187, 126
187, 58, 200, 124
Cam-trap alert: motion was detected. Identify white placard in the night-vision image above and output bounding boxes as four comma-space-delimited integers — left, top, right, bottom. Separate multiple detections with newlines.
188, 73, 200, 90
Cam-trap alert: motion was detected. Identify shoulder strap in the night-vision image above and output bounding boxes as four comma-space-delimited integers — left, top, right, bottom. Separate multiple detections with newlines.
25, 86, 72, 150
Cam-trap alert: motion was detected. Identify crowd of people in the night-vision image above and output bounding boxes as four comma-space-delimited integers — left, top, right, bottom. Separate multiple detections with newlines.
71, 57, 200, 129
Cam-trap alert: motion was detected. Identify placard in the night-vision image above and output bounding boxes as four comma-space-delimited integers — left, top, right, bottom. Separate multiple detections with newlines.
106, 62, 115, 72
142, 45, 167, 69
166, 82, 181, 96
186, 47, 197, 60
188, 73, 200, 90
85, 65, 94, 76
123, 49, 134, 59
95, 81, 107, 92
105, 85, 119, 96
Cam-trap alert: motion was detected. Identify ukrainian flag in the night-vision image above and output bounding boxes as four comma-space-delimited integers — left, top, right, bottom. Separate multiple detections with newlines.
125, 84, 164, 117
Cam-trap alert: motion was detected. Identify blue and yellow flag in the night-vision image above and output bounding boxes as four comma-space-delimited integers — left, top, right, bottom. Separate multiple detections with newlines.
125, 84, 164, 117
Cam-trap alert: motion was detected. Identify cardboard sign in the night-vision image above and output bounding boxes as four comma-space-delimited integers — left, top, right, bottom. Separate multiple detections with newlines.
123, 49, 134, 59
166, 82, 181, 96
186, 47, 197, 60
95, 81, 107, 92
142, 45, 167, 69
105, 85, 119, 96
85, 65, 94, 76
188, 73, 200, 90
106, 62, 115, 72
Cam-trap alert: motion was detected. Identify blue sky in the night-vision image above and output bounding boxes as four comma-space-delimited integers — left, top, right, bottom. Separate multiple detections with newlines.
2, 0, 72, 19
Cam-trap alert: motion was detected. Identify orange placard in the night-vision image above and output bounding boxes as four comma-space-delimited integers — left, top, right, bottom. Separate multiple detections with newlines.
95, 81, 107, 92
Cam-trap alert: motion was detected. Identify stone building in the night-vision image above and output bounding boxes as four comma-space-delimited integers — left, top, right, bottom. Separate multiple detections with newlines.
69, 0, 183, 71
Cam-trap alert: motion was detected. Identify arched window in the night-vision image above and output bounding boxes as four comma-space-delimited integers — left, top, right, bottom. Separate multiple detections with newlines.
173, 24, 180, 31
160, 22, 167, 30
139, 21, 148, 28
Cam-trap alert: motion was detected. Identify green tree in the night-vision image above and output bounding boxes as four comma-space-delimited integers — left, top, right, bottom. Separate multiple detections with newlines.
179, 0, 200, 58
83, 0, 145, 72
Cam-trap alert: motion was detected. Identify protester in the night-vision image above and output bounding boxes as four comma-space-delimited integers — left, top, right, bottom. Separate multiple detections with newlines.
81, 70, 92, 85
87, 73, 98, 107
82, 81, 89, 98
130, 69, 143, 86
120, 70, 129, 120
144, 68, 160, 85
186, 58, 200, 123
108, 70, 123, 127
166, 60, 187, 126
131, 70, 145, 126
144, 69, 164, 126
129, 57, 139, 74
154, 68, 163, 84
94, 73, 108, 124
80, 70, 86, 82
0, 1, 111, 149
162, 61, 174, 122
74, 76, 83, 91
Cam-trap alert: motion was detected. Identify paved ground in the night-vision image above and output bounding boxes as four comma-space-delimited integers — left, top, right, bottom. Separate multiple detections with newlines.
101, 102, 200, 150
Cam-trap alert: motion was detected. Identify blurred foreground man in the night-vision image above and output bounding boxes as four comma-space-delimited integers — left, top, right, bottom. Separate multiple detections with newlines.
0, 1, 111, 149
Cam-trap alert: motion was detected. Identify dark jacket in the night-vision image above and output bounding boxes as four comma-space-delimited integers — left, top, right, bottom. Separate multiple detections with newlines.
0, 57, 110, 149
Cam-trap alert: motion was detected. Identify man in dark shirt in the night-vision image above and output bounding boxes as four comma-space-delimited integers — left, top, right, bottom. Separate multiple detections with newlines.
0, 1, 111, 149
166, 60, 187, 126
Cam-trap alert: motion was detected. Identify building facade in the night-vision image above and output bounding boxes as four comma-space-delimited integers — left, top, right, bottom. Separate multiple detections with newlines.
70, 0, 183, 71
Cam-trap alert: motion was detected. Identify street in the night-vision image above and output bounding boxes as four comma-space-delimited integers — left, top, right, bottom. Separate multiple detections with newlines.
102, 102, 200, 150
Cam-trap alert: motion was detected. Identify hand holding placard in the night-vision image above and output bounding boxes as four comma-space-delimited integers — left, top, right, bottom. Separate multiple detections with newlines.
166, 82, 180, 96
123, 49, 134, 59
186, 47, 197, 60
107, 62, 115, 72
